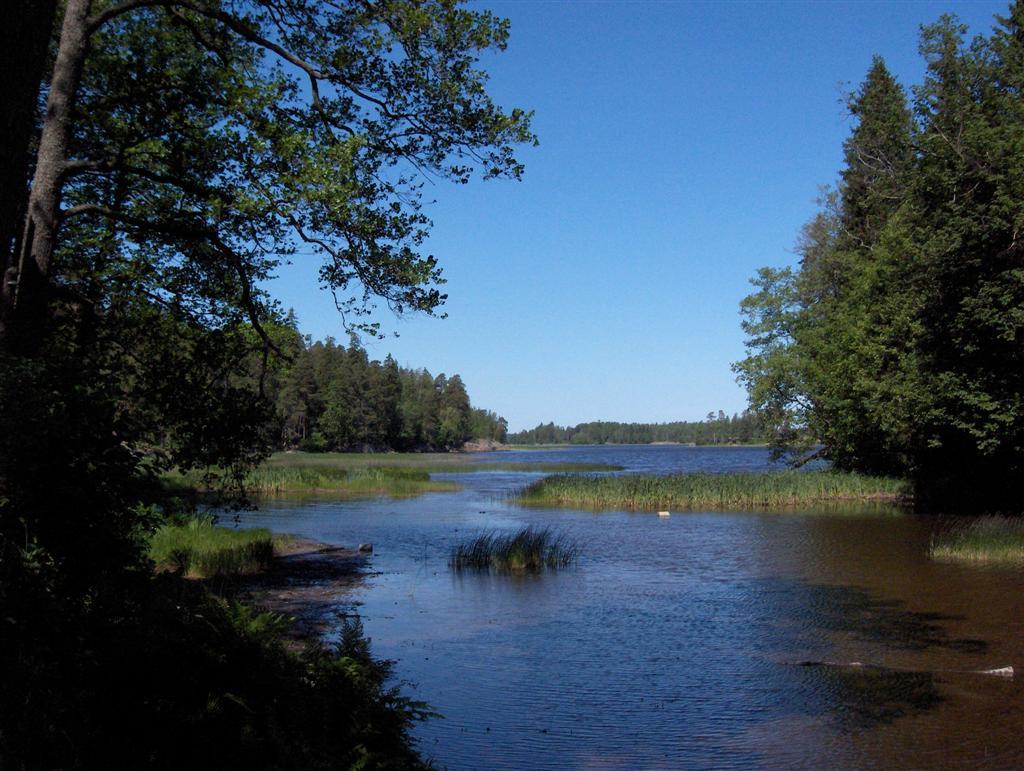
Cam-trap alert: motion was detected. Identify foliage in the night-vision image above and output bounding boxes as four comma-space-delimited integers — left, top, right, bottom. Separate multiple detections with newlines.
0, 1, 532, 764
264, 329, 507, 451
734, 5, 1024, 509
449, 527, 578, 570
508, 412, 762, 445
517, 471, 909, 511
2, 572, 429, 768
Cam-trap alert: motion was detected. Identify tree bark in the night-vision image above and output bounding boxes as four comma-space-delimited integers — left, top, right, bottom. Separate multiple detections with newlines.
0, 0, 58, 337
0, 0, 91, 349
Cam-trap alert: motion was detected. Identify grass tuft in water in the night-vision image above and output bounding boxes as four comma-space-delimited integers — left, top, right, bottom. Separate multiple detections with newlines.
450, 527, 578, 571
516, 470, 909, 511
148, 516, 276, 578
930, 516, 1024, 563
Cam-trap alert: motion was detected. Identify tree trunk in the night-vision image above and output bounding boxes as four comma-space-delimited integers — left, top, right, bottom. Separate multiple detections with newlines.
0, 0, 91, 350
0, 0, 58, 337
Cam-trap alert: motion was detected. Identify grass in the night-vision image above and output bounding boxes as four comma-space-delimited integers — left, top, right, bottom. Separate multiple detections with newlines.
167, 453, 623, 498
149, 517, 279, 578
449, 526, 579, 571
930, 516, 1024, 563
264, 451, 623, 474
515, 470, 910, 511
168, 463, 460, 497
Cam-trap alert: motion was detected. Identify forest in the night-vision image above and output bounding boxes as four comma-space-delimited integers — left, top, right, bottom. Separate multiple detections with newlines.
735, 6, 1024, 510
507, 412, 761, 445
259, 316, 507, 452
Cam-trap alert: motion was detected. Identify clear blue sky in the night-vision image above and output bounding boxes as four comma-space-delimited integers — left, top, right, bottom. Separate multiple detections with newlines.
268, 0, 1008, 433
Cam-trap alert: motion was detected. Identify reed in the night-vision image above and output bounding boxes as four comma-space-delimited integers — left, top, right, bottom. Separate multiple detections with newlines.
449, 526, 578, 571
930, 516, 1024, 563
148, 517, 276, 578
515, 470, 910, 511
265, 451, 622, 474
170, 464, 459, 497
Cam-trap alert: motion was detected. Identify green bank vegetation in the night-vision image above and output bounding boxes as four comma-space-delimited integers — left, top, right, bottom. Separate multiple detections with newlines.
517, 471, 910, 511
930, 517, 1024, 564
265, 451, 623, 474
148, 518, 279, 578
169, 453, 623, 498
450, 527, 579, 571
170, 463, 459, 498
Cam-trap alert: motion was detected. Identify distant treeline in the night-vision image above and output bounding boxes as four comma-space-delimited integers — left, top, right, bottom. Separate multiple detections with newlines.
260, 320, 507, 451
507, 411, 761, 445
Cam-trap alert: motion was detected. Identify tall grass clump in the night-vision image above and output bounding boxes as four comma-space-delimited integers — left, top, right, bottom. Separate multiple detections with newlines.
149, 516, 275, 578
450, 527, 578, 571
930, 516, 1024, 563
516, 470, 910, 511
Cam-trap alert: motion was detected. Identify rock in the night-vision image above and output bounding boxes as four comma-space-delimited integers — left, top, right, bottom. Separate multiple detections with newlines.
358, 543, 373, 554
461, 438, 509, 452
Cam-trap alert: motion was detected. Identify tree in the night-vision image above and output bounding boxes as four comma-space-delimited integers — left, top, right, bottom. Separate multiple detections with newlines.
0, 2, 532, 763
735, 4, 1024, 506
437, 373, 471, 448
907, 8, 1024, 503
1, 0, 534, 349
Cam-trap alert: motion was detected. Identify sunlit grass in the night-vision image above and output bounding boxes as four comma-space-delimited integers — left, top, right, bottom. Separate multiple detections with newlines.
449, 527, 578, 571
515, 470, 910, 511
265, 451, 622, 474
148, 517, 277, 578
167, 463, 459, 497
930, 516, 1024, 563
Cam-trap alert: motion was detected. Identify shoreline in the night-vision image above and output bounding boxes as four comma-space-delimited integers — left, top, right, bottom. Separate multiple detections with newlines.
241, 536, 371, 644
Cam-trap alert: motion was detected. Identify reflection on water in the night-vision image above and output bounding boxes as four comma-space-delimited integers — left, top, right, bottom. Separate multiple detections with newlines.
233, 446, 1024, 769
797, 663, 942, 726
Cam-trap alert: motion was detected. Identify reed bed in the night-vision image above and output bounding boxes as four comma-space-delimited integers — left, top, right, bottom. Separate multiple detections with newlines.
449, 527, 579, 571
240, 464, 458, 496
930, 516, 1024, 563
516, 470, 910, 511
265, 451, 622, 474
149, 517, 276, 578
170, 464, 459, 497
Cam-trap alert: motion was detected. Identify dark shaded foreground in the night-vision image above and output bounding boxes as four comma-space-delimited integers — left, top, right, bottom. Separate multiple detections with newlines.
1, 555, 428, 769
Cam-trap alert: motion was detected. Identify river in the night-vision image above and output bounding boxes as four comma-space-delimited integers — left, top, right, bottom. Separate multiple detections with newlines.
235, 445, 1024, 769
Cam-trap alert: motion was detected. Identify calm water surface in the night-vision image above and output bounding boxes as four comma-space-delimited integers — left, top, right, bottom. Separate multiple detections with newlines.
236, 446, 1024, 769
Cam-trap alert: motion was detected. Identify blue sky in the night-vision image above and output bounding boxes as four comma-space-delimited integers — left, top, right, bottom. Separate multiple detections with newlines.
269, 0, 1008, 433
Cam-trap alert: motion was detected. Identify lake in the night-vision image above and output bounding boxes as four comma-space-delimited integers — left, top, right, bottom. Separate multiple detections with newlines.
235, 445, 1024, 769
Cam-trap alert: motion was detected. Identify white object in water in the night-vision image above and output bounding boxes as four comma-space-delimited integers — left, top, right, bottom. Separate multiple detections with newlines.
978, 666, 1014, 677
657, 511, 670, 517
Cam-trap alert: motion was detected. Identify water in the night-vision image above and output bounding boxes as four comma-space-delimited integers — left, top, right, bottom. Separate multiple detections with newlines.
235, 446, 1024, 769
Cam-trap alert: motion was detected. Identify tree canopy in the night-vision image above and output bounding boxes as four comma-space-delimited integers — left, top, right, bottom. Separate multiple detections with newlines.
0, 1, 532, 764
735, 3, 1024, 508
